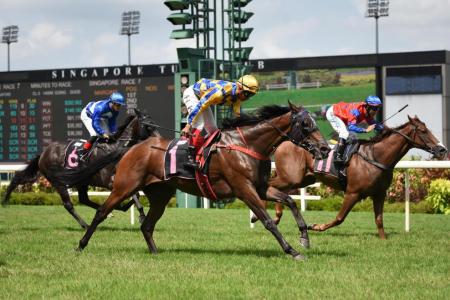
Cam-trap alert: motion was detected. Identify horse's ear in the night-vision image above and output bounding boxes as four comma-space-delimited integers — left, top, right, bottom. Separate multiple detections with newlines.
407, 115, 413, 122
288, 100, 299, 112
134, 108, 141, 118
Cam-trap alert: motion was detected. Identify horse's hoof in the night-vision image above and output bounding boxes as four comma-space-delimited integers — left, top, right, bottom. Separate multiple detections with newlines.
300, 237, 310, 249
293, 254, 307, 261
74, 246, 83, 253
307, 224, 316, 230
250, 216, 258, 223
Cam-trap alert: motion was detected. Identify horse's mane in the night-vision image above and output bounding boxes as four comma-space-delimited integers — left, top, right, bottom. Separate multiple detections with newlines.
359, 121, 410, 145
112, 115, 136, 140
221, 105, 290, 129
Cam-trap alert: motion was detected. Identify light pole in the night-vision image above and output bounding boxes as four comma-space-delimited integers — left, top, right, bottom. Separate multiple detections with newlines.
1, 25, 19, 71
366, 0, 389, 54
120, 11, 140, 65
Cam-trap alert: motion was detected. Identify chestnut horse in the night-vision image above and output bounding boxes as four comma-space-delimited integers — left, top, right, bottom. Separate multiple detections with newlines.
2, 109, 159, 228
263, 116, 447, 238
75, 103, 330, 260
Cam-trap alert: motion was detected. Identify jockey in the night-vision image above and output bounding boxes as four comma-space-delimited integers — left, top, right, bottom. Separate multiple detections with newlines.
79, 92, 126, 156
326, 95, 384, 164
181, 75, 259, 169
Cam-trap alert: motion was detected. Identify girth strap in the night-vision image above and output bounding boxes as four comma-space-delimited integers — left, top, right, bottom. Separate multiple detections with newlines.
356, 152, 392, 170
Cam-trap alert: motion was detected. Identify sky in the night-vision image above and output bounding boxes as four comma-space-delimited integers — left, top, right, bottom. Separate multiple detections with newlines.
0, 0, 449, 71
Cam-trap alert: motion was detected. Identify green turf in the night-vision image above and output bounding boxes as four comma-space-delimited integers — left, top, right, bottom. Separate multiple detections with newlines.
1, 206, 449, 299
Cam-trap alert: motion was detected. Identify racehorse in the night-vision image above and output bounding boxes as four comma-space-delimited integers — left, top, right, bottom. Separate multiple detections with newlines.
260, 115, 447, 239
74, 103, 331, 260
2, 109, 159, 228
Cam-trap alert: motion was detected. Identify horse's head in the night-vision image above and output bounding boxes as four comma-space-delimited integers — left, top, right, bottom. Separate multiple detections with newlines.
405, 115, 447, 160
288, 101, 330, 159
133, 108, 161, 141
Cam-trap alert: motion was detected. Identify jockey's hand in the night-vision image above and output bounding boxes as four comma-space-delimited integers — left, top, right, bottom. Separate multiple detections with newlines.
102, 133, 110, 140
181, 124, 192, 137
366, 124, 376, 133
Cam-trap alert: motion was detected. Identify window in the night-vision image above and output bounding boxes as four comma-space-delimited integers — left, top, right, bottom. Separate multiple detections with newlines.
386, 66, 442, 95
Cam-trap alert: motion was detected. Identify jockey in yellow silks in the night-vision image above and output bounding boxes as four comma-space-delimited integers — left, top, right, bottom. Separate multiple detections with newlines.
181, 75, 259, 169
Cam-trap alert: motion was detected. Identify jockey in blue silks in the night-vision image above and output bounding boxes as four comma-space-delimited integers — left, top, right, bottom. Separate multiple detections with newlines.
80, 92, 126, 155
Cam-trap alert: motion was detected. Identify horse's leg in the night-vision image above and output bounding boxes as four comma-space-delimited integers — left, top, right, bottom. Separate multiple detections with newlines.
76, 183, 140, 251
113, 193, 145, 224
372, 192, 387, 239
140, 185, 175, 254
308, 192, 360, 232
77, 185, 100, 210
55, 185, 89, 229
265, 186, 310, 249
236, 183, 305, 260
131, 193, 146, 224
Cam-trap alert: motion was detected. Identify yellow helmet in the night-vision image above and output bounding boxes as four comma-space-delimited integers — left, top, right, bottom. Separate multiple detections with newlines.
238, 74, 259, 95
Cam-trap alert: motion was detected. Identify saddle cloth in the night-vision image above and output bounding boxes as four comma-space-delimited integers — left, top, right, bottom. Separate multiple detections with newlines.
164, 130, 222, 200
164, 138, 195, 180
64, 140, 87, 169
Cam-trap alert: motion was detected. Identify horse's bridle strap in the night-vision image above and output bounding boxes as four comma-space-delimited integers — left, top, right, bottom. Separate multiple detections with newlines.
216, 144, 270, 161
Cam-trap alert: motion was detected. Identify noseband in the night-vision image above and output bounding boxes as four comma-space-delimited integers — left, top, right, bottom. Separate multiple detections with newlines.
264, 110, 320, 152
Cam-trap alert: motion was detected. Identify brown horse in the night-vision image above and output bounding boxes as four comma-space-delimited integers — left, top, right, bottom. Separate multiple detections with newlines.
75, 103, 330, 260
264, 115, 447, 239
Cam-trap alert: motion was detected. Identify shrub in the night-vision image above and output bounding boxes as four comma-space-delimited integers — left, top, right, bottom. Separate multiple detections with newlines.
425, 179, 450, 214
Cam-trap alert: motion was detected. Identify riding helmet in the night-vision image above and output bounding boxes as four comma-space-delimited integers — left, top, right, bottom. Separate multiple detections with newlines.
109, 92, 126, 106
365, 95, 382, 107
238, 75, 259, 95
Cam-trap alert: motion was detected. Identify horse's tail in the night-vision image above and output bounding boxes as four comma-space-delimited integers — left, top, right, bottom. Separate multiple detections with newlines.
48, 149, 126, 187
2, 155, 41, 206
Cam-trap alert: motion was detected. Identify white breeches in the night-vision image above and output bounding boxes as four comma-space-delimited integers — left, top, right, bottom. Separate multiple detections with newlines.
182, 86, 218, 135
80, 107, 111, 137
326, 105, 349, 140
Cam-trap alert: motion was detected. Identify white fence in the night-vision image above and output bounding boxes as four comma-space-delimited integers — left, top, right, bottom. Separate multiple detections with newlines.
1, 161, 450, 231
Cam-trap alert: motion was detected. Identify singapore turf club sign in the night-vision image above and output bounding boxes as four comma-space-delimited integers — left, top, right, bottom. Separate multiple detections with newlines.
49, 64, 178, 81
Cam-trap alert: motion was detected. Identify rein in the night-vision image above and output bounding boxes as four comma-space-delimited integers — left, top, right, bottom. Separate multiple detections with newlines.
356, 123, 435, 171
217, 127, 270, 161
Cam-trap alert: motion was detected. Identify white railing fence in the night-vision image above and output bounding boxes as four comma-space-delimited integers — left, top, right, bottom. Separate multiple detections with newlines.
2, 161, 450, 230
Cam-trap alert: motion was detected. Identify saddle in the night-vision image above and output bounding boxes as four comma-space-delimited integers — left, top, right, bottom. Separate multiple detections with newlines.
164, 130, 222, 200
64, 140, 88, 169
314, 140, 360, 189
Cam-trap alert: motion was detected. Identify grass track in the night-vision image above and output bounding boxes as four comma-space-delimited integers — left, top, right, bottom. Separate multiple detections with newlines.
1, 206, 449, 299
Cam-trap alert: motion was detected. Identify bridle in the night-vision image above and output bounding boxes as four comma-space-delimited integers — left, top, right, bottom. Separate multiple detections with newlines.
392, 122, 437, 154
264, 109, 321, 153
358, 121, 444, 170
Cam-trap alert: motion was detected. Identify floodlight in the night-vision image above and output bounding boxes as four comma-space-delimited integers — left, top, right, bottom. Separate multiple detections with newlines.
120, 10, 141, 65
365, 0, 389, 54
2, 25, 19, 71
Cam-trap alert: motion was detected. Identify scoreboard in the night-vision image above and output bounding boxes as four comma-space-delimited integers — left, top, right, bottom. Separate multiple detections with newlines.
0, 64, 177, 162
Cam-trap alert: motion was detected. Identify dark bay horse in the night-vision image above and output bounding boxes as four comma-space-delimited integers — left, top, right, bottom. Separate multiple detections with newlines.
263, 115, 447, 239
2, 109, 159, 228
75, 103, 330, 260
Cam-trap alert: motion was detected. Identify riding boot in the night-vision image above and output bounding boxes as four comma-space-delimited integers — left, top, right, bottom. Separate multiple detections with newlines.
79, 136, 98, 162
184, 145, 199, 170
334, 138, 346, 165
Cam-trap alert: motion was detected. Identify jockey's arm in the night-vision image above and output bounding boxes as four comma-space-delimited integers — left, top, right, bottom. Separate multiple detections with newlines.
188, 87, 222, 125
91, 115, 105, 136
367, 118, 384, 132
108, 112, 118, 134
347, 122, 366, 133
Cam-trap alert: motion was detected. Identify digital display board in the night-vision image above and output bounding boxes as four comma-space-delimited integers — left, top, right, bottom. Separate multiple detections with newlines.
0, 64, 177, 162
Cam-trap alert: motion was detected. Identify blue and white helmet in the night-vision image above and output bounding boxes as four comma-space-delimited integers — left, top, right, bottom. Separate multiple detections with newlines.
365, 95, 382, 107
109, 92, 126, 106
